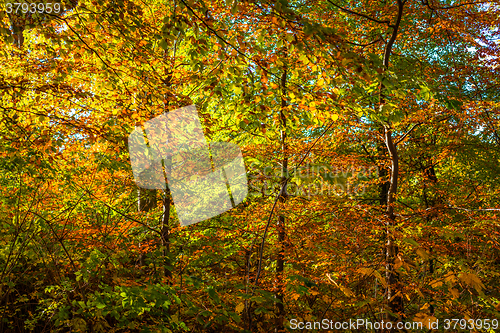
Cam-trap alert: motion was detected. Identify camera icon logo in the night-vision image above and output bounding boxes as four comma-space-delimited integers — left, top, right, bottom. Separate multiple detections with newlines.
127, 105, 248, 226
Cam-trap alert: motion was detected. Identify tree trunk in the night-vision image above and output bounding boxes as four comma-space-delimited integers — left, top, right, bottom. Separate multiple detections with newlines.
7, 12, 25, 48
378, 137, 390, 207
423, 160, 438, 315
384, 127, 404, 320
160, 47, 174, 280
138, 188, 157, 212
379, 0, 404, 326
275, 67, 288, 333
161, 156, 172, 280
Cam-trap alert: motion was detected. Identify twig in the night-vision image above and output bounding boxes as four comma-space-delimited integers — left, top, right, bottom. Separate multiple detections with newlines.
253, 120, 336, 286
395, 122, 422, 145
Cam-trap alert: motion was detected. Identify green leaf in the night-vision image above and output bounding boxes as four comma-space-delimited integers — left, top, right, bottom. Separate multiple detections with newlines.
403, 238, 420, 248
207, 287, 220, 303
159, 40, 169, 50
420, 85, 431, 101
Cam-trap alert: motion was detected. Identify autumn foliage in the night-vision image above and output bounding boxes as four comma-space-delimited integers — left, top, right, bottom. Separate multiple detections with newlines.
1, 0, 500, 332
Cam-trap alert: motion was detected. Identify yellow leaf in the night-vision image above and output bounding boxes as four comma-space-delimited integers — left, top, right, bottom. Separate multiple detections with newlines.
450, 288, 460, 299
357, 267, 373, 275
459, 272, 485, 292
270, 83, 279, 89
389, 291, 402, 302
420, 302, 430, 310
235, 303, 245, 313
357, 268, 387, 288
340, 285, 355, 297
394, 257, 403, 270
416, 248, 430, 260
429, 279, 443, 288
444, 272, 458, 284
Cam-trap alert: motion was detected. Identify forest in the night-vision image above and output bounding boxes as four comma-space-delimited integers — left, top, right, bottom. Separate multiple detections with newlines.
1, 0, 500, 332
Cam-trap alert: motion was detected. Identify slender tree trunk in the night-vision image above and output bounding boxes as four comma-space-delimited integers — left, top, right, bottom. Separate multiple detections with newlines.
378, 138, 390, 207
427, 163, 438, 316
161, 170, 172, 281
384, 127, 404, 320
423, 161, 438, 315
275, 67, 288, 333
160, 48, 174, 280
160, 112, 172, 281
378, 0, 404, 326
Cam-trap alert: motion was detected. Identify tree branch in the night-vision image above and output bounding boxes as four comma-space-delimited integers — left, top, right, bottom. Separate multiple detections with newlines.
383, 0, 404, 68
395, 122, 422, 145
326, 0, 391, 25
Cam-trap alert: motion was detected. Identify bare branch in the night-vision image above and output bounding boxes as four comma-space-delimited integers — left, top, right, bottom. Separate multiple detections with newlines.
326, 0, 391, 25
395, 122, 422, 145
422, 0, 490, 10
